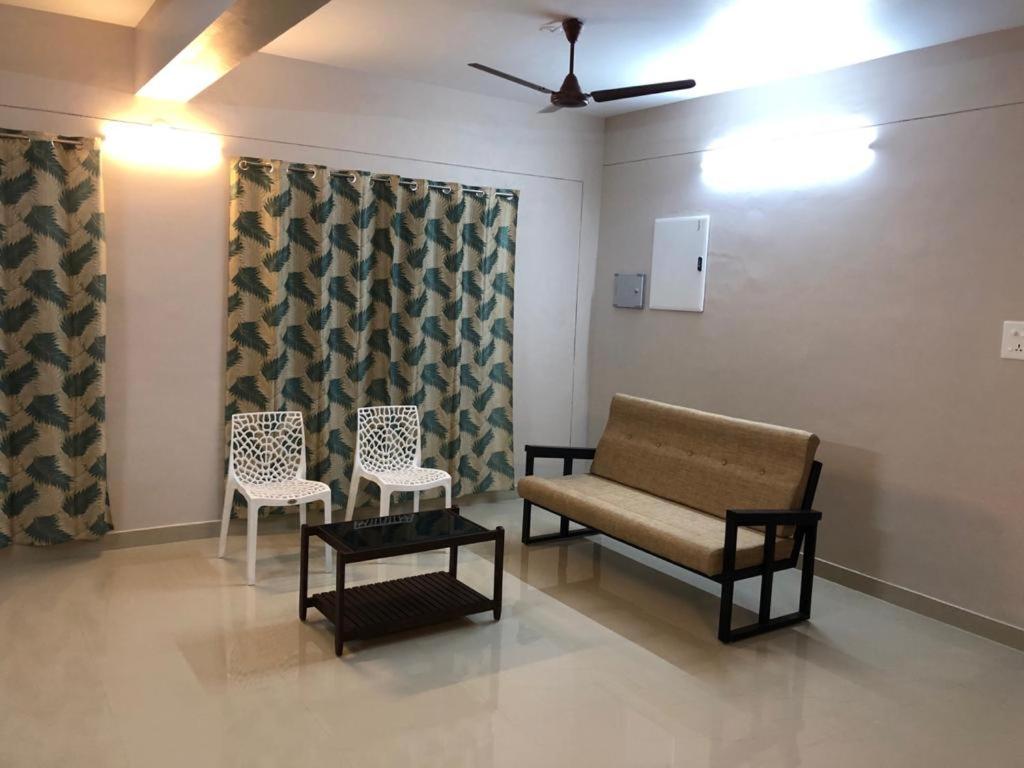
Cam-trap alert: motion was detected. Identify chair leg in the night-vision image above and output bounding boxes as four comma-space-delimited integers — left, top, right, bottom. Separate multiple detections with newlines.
443, 480, 452, 508
298, 502, 307, 528
322, 493, 333, 572
379, 486, 391, 518
246, 503, 259, 586
345, 472, 360, 520
218, 482, 234, 558
413, 490, 420, 513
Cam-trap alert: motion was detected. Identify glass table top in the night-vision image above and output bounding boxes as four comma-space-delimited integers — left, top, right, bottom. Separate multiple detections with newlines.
316, 509, 489, 553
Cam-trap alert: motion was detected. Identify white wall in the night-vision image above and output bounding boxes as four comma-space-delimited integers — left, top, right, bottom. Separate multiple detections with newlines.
0, 6, 604, 532
592, 28, 1024, 629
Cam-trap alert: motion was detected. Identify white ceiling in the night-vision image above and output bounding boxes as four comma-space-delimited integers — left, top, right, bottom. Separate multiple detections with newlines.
2, 0, 153, 26
261, 0, 1024, 115
5, 0, 1024, 115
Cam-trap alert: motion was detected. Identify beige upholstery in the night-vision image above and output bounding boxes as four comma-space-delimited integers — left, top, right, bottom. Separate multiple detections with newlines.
517, 473, 794, 576
591, 395, 819, 536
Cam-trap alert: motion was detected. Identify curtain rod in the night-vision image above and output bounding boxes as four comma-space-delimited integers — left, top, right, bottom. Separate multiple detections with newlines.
238, 159, 516, 199
0, 130, 84, 148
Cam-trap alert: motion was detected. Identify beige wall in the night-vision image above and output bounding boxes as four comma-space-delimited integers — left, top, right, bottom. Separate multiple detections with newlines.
0, 7, 605, 533
592, 28, 1024, 628
3, 3, 1021, 632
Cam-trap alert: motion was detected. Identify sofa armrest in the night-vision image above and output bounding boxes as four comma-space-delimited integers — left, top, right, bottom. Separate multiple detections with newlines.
721, 509, 821, 582
719, 509, 822, 636
524, 445, 596, 460
726, 509, 822, 527
523, 445, 596, 476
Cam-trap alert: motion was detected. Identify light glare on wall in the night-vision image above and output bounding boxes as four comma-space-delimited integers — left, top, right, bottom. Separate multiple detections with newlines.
102, 122, 223, 172
701, 115, 878, 192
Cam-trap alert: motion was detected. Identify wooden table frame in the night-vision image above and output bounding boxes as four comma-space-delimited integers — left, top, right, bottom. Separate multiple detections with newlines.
300, 507, 504, 656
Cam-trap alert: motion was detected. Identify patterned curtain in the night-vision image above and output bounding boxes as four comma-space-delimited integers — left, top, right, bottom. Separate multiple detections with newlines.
0, 130, 110, 547
226, 158, 516, 512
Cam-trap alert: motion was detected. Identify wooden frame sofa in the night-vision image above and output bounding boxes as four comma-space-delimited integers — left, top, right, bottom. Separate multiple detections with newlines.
517, 394, 822, 643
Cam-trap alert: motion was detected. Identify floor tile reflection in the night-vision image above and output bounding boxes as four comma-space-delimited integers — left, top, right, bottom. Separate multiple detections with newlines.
1, 497, 1021, 767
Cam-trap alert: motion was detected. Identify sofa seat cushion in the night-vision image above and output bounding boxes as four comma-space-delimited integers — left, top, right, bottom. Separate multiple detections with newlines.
517, 473, 793, 576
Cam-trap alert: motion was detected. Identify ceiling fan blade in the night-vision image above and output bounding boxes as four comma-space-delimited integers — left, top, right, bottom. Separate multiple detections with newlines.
538, 104, 563, 114
590, 79, 696, 102
468, 63, 553, 94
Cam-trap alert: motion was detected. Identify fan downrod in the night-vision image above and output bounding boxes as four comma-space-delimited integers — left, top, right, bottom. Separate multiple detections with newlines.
553, 17, 588, 108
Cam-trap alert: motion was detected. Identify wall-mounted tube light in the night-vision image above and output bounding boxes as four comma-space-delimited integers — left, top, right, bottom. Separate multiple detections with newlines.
701, 114, 878, 193
102, 120, 223, 173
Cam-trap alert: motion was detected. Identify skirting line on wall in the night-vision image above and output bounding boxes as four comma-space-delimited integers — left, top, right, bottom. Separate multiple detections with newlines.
12, 491, 1020, 652
806, 556, 1024, 653
90, 505, 1024, 652
97, 490, 519, 550
581, 533, 1024, 653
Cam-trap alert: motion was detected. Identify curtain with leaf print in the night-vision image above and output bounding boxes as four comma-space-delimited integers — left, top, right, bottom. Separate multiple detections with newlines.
226, 158, 517, 513
0, 130, 109, 547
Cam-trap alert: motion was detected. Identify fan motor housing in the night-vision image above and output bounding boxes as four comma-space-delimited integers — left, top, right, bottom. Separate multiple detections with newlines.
553, 73, 589, 108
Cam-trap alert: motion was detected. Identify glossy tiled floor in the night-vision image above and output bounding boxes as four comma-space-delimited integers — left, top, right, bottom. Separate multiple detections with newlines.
1, 498, 1022, 767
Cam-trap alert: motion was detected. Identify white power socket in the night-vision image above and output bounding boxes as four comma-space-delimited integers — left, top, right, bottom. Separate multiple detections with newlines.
1002, 321, 1024, 360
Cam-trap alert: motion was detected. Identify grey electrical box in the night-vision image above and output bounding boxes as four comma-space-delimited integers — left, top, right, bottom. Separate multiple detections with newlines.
613, 272, 646, 309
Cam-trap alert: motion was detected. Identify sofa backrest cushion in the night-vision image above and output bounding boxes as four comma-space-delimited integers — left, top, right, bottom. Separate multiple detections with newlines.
591, 395, 819, 523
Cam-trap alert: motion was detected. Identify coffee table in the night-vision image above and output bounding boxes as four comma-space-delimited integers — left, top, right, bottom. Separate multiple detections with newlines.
299, 507, 504, 656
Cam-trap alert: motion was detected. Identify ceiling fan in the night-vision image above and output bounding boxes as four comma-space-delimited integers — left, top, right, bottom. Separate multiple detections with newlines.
468, 17, 696, 112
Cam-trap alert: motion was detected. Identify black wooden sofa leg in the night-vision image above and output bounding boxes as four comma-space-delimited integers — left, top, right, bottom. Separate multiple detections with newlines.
521, 447, 600, 546
720, 573, 806, 647
718, 522, 818, 643
799, 525, 817, 617
521, 500, 533, 545
521, 503, 599, 545
718, 580, 736, 643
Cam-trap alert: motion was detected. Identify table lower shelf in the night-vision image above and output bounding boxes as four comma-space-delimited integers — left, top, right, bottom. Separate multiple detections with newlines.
310, 571, 494, 641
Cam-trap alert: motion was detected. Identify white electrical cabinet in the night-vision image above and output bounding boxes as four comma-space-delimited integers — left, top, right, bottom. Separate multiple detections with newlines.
649, 215, 710, 312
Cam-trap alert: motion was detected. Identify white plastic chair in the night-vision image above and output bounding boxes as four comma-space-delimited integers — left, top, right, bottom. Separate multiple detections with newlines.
219, 411, 332, 585
344, 406, 452, 519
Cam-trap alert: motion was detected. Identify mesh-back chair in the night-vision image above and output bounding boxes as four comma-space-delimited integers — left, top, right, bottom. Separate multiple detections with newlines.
219, 411, 332, 584
344, 406, 452, 519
